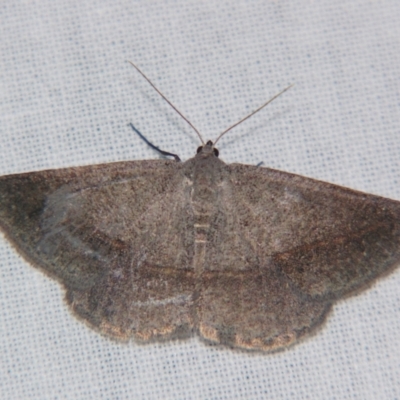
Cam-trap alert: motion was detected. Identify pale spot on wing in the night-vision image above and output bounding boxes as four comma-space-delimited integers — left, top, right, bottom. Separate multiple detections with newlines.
132, 294, 191, 307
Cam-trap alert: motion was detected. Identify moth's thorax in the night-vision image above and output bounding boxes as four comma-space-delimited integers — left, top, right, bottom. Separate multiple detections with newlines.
187, 148, 225, 210
184, 145, 227, 270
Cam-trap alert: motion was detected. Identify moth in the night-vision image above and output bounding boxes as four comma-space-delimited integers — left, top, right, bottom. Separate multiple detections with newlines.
1, 63, 399, 352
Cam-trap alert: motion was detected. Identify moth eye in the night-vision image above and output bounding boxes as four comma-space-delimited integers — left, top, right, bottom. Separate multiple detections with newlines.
197, 146, 203, 153
213, 148, 219, 157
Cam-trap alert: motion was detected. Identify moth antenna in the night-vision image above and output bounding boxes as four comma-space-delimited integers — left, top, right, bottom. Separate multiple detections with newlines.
213, 84, 294, 146
129, 61, 205, 145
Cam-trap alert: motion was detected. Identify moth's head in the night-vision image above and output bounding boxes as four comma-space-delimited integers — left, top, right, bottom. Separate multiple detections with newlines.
196, 140, 219, 158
